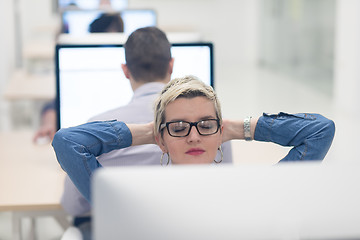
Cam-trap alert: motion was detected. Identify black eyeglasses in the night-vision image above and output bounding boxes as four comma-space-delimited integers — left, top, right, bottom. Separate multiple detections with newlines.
160, 119, 220, 137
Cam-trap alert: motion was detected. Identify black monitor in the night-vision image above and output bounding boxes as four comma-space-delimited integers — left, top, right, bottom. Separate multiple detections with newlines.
58, 0, 127, 11
55, 43, 214, 129
61, 9, 157, 35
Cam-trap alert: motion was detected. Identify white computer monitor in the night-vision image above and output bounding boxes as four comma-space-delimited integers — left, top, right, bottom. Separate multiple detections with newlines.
61, 9, 157, 35
56, 43, 214, 129
93, 163, 360, 240
58, 0, 127, 11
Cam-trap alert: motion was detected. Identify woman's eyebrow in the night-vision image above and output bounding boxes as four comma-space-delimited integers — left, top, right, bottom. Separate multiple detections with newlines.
200, 115, 217, 120
167, 115, 217, 122
196, 116, 217, 121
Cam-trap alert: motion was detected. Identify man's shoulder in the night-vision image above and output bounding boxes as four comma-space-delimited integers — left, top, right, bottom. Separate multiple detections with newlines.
88, 83, 164, 122
89, 107, 124, 122
88, 100, 154, 122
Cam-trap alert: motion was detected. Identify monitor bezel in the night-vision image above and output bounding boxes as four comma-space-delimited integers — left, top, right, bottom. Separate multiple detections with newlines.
60, 8, 158, 34
57, 0, 128, 12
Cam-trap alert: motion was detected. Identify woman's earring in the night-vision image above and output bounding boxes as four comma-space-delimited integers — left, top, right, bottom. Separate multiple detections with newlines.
214, 146, 223, 164
160, 152, 170, 166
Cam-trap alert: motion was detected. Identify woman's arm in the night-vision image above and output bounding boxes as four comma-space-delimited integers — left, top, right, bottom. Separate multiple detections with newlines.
223, 113, 335, 161
52, 120, 133, 202
222, 117, 259, 142
127, 122, 156, 146
255, 113, 335, 161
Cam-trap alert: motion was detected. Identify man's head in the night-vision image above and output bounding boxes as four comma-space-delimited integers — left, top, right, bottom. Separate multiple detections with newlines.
89, 13, 124, 33
122, 27, 173, 83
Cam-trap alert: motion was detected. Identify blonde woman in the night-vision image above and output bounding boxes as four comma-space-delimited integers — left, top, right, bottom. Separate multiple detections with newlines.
52, 76, 335, 203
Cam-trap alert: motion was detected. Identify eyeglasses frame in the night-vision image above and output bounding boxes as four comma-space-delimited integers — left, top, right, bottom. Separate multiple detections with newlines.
160, 119, 220, 137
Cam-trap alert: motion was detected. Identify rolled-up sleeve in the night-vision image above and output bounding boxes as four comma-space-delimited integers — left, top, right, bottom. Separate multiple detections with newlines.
254, 112, 335, 161
52, 120, 132, 202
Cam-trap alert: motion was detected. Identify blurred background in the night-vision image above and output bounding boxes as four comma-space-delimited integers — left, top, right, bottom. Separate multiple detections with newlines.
1, 0, 358, 161
0, 0, 359, 238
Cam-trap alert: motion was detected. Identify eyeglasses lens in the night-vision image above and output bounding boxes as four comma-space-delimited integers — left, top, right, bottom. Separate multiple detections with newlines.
168, 120, 218, 137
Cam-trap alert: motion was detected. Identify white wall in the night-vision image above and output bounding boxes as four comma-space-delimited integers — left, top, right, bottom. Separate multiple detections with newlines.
0, 0, 16, 131
129, 0, 260, 120
334, 0, 360, 117
129, 0, 259, 67
20, 0, 59, 43
327, 0, 360, 163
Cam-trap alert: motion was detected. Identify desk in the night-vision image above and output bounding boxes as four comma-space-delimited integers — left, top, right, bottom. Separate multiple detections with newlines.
0, 131, 69, 239
3, 70, 55, 101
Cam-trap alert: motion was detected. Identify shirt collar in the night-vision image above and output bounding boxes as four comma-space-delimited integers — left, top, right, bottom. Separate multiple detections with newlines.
132, 82, 166, 99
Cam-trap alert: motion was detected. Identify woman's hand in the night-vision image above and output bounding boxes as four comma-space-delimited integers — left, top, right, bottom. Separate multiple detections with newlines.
127, 122, 156, 146
221, 119, 243, 142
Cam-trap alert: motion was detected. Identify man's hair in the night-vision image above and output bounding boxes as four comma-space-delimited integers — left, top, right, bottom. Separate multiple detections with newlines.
89, 13, 124, 33
125, 27, 171, 82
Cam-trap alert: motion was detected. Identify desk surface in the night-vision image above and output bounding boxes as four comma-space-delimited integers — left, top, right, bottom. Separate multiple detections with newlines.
0, 131, 65, 211
3, 71, 55, 101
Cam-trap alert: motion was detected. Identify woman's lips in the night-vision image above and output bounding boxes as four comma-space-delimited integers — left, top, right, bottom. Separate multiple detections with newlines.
186, 148, 205, 156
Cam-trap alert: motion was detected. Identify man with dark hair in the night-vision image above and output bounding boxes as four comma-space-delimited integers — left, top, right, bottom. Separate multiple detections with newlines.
124, 27, 171, 81
89, 13, 124, 33
60, 27, 232, 239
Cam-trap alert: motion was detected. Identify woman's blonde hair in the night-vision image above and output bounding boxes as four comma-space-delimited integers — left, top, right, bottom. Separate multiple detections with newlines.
154, 75, 222, 136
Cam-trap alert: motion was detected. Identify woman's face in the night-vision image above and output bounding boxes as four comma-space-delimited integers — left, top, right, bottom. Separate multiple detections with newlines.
156, 96, 223, 164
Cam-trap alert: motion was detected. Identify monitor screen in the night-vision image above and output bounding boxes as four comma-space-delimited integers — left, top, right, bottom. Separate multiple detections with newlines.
56, 43, 214, 129
62, 9, 157, 35
58, 0, 127, 11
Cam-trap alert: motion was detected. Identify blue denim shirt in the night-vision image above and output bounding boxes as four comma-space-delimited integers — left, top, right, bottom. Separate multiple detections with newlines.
52, 112, 335, 203
255, 112, 335, 161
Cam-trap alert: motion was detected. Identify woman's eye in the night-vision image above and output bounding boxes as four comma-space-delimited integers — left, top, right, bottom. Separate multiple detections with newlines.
199, 122, 214, 129
173, 126, 187, 132
171, 122, 188, 132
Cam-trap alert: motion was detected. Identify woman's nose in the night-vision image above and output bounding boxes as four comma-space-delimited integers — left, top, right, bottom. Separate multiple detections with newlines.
186, 126, 201, 142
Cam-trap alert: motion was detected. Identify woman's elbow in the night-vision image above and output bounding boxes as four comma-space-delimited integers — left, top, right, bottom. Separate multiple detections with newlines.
321, 117, 336, 142
315, 116, 335, 159
52, 128, 69, 151
51, 128, 77, 170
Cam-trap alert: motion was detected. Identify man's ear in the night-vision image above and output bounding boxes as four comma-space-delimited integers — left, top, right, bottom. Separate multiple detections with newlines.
168, 58, 175, 75
155, 134, 168, 153
121, 64, 131, 79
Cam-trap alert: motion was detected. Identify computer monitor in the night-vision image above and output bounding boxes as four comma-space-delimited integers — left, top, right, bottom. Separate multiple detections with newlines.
58, 0, 127, 11
93, 163, 360, 240
61, 9, 157, 35
56, 43, 214, 129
